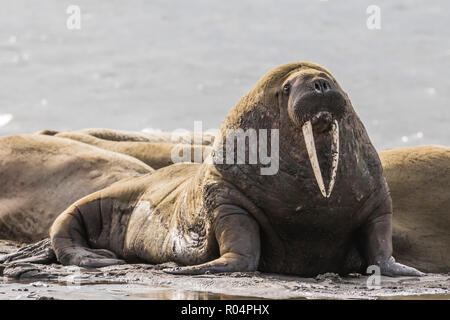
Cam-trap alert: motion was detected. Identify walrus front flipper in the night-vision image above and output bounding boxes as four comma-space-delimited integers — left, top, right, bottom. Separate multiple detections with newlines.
165, 209, 260, 275
54, 246, 126, 268
361, 208, 424, 277
378, 257, 425, 277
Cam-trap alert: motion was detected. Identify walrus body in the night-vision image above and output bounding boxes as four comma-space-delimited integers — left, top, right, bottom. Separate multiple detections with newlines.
43, 62, 423, 276
380, 146, 450, 273
34, 130, 449, 273
36, 128, 214, 169
0, 134, 152, 242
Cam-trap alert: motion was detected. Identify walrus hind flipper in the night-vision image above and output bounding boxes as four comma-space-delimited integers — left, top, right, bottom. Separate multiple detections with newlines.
50, 190, 131, 268
0, 238, 56, 266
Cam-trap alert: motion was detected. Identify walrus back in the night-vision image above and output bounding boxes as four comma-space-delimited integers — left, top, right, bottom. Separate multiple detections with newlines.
0, 134, 152, 242
380, 145, 450, 273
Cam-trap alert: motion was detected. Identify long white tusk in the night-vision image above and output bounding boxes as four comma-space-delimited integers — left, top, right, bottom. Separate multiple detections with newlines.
302, 120, 340, 198
327, 120, 339, 197
302, 121, 327, 197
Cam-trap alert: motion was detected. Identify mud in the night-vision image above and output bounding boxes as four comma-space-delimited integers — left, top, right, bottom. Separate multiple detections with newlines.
0, 243, 448, 300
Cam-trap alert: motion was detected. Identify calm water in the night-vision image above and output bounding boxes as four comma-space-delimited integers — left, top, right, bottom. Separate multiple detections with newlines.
0, 0, 449, 150
2, 278, 447, 300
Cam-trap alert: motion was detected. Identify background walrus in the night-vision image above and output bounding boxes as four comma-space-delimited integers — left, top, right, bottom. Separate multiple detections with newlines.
35, 128, 214, 169
380, 145, 450, 273
0, 134, 152, 242
3, 62, 421, 277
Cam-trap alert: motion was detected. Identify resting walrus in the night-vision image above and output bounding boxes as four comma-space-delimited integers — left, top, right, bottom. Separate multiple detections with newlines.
380, 145, 450, 273
19, 62, 420, 277
0, 134, 152, 242
35, 128, 214, 169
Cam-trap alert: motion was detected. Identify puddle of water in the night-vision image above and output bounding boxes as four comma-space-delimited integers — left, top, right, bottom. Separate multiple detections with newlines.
130, 289, 267, 300
2, 277, 448, 300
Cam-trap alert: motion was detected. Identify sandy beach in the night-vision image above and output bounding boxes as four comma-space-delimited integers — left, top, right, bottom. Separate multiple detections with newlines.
0, 241, 449, 300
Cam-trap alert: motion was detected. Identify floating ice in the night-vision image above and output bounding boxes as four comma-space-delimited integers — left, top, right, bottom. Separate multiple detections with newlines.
142, 128, 163, 134
401, 132, 424, 143
0, 113, 13, 127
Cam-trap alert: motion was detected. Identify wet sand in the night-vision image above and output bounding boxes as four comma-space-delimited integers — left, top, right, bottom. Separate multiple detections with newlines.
1, 241, 448, 300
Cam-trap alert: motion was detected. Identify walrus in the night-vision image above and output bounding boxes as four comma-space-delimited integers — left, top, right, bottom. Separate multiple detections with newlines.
34, 131, 449, 273
7, 62, 420, 277
34, 128, 214, 169
380, 145, 450, 273
0, 134, 152, 242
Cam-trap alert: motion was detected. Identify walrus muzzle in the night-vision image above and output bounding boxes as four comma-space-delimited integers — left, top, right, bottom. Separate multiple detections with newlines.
302, 113, 339, 198
288, 76, 345, 198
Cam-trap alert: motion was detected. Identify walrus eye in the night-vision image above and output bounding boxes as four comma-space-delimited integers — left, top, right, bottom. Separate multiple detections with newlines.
283, 83, 291, 93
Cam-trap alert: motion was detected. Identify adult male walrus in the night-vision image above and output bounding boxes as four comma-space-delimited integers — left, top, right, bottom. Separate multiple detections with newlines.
38, 62, 422, 276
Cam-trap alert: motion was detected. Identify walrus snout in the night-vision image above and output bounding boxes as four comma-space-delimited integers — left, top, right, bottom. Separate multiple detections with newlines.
312, 78, 333, 94
311, 111, 333, 134
285, 73, 344, 198
288, 82, 346, 128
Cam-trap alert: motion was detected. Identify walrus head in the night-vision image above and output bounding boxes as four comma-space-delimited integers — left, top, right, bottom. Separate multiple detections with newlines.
281, 67, 346, 198
210, 62, 383, 253
212, 62, 375, 202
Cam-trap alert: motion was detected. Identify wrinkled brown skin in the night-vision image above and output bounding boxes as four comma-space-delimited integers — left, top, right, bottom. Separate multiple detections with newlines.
36, 129, 213, 170
0, 134, 152, 242
37, 130, 447, 273
46, 62, 423, 277
380, 145, 450, 273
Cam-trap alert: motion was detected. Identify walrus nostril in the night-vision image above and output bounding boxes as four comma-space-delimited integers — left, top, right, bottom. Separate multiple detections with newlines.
314, 82, 321, 93
313, 79, 333, 94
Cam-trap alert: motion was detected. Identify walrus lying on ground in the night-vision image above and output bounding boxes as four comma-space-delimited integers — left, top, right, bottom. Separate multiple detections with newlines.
1, 135, 448, 274
0, 134, 152, 242
1, 62, 425, 277
43, 130, 449, 273
380, 145, 450, 273
35, 128, 214, 169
